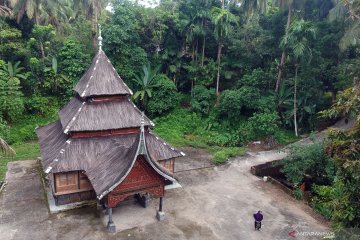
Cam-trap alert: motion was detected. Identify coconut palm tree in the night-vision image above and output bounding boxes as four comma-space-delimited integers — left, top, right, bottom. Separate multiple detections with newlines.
273, 0, 307, 93
280, 18, 316, 136
132, 64, 161, 110
9, 0, 71, 26
73, 0, 108, 49
0, 1, 12, 16
211, 1, 238, 97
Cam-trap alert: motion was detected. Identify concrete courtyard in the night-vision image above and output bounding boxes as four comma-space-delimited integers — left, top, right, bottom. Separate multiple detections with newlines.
0, 147, 329, 240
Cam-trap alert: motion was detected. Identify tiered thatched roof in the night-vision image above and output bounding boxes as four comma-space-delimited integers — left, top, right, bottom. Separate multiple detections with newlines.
36, 48, 183, 200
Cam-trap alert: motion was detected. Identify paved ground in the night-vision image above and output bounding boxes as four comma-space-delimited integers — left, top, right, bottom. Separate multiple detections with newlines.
0, 146, 330, 240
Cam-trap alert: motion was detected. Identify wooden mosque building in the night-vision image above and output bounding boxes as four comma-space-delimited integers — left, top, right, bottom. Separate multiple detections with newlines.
36, 28, 184, 232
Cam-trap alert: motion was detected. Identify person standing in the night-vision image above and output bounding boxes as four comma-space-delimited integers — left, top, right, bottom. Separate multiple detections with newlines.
253, 210, 264, 230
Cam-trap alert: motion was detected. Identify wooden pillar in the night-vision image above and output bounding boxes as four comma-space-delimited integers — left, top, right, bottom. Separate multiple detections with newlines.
156, 197, 165, 221
159, 197, 163, 212
106, 208, 116, 232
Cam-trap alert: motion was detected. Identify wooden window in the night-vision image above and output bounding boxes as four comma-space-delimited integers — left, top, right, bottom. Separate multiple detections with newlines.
55, 172, 79, 193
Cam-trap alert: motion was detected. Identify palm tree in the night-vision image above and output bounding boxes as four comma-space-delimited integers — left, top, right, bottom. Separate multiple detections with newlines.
280, 18, 315, 136
273, 0, 306, 93
211, 1, 238, 97
9, 0, 71, 26
132, 64, 161, 110
0, 1, 12, 16
0, 138, 15, 157
73, 0, 107, 49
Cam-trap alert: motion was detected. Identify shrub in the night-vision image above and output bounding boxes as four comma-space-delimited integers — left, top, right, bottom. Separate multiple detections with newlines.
0, 77, 24, 122
219, 86, 261, 119
293, 188, 304, 200
147, 74, 180, 116
25, 95, 60, 116
279, 140, 335, 187
248, 111, 279, 139
212, 147, 246, 164
191, 86, 215, 115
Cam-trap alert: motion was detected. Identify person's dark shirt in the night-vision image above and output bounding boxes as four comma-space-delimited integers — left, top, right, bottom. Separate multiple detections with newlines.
253, 212, 263, 221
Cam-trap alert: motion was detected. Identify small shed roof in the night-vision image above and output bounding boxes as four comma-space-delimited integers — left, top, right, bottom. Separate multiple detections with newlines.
73, 50, 132, 97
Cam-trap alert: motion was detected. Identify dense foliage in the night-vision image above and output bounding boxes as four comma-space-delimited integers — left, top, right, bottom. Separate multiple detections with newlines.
0, 0, 359, 231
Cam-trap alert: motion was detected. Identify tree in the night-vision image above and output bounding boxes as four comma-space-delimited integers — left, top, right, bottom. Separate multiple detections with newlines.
211, 1, 238, 97
280, 18, 315, 136
273, 0, 306, 92
132, 64, 161, 110
9, 0, 70, 26
320, 86, 360, 230
73, 0, 108, 49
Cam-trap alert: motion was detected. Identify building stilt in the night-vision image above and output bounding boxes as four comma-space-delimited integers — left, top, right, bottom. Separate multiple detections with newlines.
106, 208, 116, 232
156, 197, 165, 221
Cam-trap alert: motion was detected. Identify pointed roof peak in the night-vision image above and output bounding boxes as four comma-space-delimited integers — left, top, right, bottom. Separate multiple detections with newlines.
74, 49, 133, 97
98, 24, 103, 52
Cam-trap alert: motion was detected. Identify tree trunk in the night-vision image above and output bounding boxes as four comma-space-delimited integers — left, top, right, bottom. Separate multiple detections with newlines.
195, 40, 198, 62
34, 12, 45, 59
294, 65, 298, 137
216, 43, 222, 97
91, 3, 99, 50
275, 4, 292, 93
201, 35, 206, 67
39, 41, 45, 59
201, 18, 205, 67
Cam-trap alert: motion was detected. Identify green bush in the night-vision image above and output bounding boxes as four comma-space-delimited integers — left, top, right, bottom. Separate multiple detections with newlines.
248, 111, 279, 139
191, 86, 215, 115
153, 108, 206, 146
212, 147, 246, 164
0, 75, 24, 122
219, 86, 261, 119
7, 114, 58, 144
293, 188, 304, 200
25, 95, 60, 116
279, 140, 335, 187
147, 74, 180, 116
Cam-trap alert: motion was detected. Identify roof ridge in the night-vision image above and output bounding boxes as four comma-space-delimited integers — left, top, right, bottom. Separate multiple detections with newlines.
44, 138, 72, 174
127, 97, 155, 127
109, 58, 133, 96
64, 101, 86, 134
80, 52, 102, 98
148, 131, 185, 156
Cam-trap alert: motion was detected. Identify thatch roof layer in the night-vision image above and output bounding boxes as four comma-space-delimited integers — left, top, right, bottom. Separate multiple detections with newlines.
36, 121, 182, 197
59, 97, 152, 132
74, 50, 132, 97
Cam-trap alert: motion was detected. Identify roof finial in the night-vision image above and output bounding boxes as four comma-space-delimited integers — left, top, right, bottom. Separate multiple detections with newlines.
98, 24, 103, 52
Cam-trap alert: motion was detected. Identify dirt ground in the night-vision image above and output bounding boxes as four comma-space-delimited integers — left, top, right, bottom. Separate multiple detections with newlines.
0, 145, 331, 240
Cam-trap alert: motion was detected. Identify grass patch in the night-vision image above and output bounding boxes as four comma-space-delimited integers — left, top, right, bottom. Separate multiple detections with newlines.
209, 147, 246, 165
0, 141, 40, 180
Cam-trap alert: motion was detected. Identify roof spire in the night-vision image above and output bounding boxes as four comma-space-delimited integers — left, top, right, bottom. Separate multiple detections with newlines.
98, 24, 103, 52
